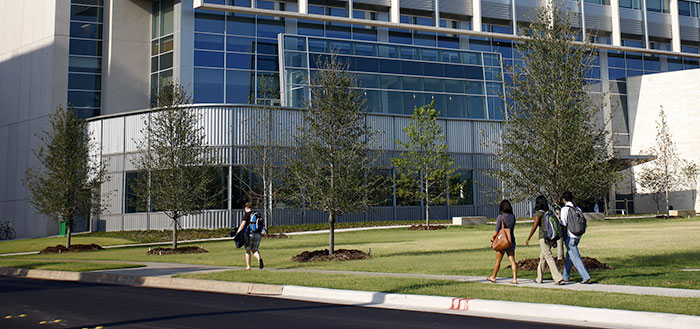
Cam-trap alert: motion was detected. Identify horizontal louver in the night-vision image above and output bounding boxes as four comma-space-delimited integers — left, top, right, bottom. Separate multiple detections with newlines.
401, 0, 435, 11
482, 1, 511, 20
620, 18, 644, 36
585, 13, 612, 32
440, 0, 472, 16
647, 22, 672, 39
354, 0, 392, 7
680, 26, 700, 42
516, 5, 539, 22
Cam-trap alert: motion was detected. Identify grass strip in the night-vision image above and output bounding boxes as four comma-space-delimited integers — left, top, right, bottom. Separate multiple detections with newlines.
0, 259, 145, 272
180, 269, 700, 316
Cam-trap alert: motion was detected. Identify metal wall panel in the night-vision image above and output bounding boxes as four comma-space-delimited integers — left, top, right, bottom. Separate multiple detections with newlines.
102, 117, 124, 155
473, 154, 497, 169
474, 169, 499, 205
440, 0, 471, 16
401, 0, 435, 11
197, 107, 231, 146
148, 213, 173, 230
619, 8, 644, 36
124, 114, 147, 153
274, 109, 304, 148
513, 200, 531, 218
482, 0, 512, 20
393, 116, 411, 147
102, 173, 123, 214
429, 206, 449, 220
124, 214, 147, 231
367, 206, 394, 221
680, 16, 700, 42
104, 215, 123, 231
446, 120, 473, 153
646, 12, 672, 39
452, 153, 473, 168
476, 205, 499, 218
449, 205, 475, 217
271, 208, 305, 226
473, 121, 501, 154
232, 106, 254, 146
104, 154, 124, 173
368, 115, 395, 151
88, 121, 102, 157
397, 206, 423, 221
584, 4, 613, 32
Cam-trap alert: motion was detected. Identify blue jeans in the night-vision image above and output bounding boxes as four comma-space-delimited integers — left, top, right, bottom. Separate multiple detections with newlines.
562, 235, 591, 282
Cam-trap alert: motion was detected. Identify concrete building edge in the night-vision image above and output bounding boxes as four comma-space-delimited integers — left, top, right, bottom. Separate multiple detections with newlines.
1, 267, 698, 329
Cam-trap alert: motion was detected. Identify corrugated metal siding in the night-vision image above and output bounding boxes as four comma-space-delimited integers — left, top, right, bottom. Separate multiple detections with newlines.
482, 1, 511, 20
647, 21, 671, 38
368, 115, 395, 151
88, 121, 102, 157
275, 109, 303, 148
105, 154, 124, 173
679, 16, 700, 42
198, 107, 230, 146
585, 13, 612, 32
368, 206, 394, 221
393, 116, 412, 147
473, 121, 501, 154
397, 206, 423, 221
446, 120, 473, 153
102, 173, 123, 214
449, 205, 475, 217
104, 215, 123, 231
620, 19, 643, 35
513, 200, 531, 218
401, 0, 435, 11
440, 0, 471, 17
124, 114, 147, 153
102, 117, 124, 155
124, 214, 147, 231
474, 169, 499, 205
148, 213, 173, 230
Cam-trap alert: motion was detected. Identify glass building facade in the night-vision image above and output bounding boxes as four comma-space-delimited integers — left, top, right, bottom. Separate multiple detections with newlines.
67, 0, 104, 118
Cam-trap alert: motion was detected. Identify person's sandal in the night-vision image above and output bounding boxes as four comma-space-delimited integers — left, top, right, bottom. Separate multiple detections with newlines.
486, 276, 496, 283
511, 280, 518, 284
555, 280, 565, 285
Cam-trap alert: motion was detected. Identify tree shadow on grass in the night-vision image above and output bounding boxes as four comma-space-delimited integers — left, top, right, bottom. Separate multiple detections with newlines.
602, 250, 700, 268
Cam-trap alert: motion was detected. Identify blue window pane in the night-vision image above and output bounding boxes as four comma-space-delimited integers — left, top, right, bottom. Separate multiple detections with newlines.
585, 67, 601, 79
357, 74, 380, 88
608, 68, 626, 80
483, 54, 500, 66
194, 68, 224, 103
402, 76, 423, 91
329, 40, 353, 54
298, 20, 325, 37
226, 52, 253, 69
69, 39, 102, 56
195, 33, 224, 50
353, 28, 377, 41
431, 94, 447, 116
151, 57, 158, 72
464, 66, 484, 79
363, 90, 382, 113
68, 91, 101, 108
227, 36, 255, 52
468, 96, 486, 119
378, 45, 399, 58
69, 73, 101, 90
257, 16, 285, 39
438, 36, 460, 49
643, 56, 660, 71
378, 59, 401, 74
286, 69, 307, 85
71, 5, 102, 22
627, 70, 643, 77
384, 91, 404, 114
399, 46, 420, 60
422, 63, 444, 77
401, 61, 423, 76
488, 97, 505, 120
485, 67, 501, 80
403, 93, 426, 114
380, 75, 401, 89
486, 82, 502, 96
72, 0, 103, 5
413, 32, 436, 47
284, 52, 307, 68
327, 24, 351, 39
423, 78, 444, 92
440, 50, 461, 64
667, 58, 684, 71
608, 52, 626, 68
308, 39, 328, 52
160, 52, 173, 69
70, 22, 102, 39
388, 30, 412, 45
469, 38, 491, 52
195, 12, 225, 33
308, 5, 325, 15
354, 43, 378, 56
354, 57, 379, 72
284, 36, 307, 51
257, 55, 278, 71
194, 50, 224, 67
226, 13, 255, 36
443, 64, 465, 78
256, 40, 278, 54
446, 95, 467, 118
462, 52, 482, 65
420, 48, 439, 62
256, 0, 275, 9
685, 58, 699, 69
75, 108, 100, 119
444, 80, 464, 93
69, 56, 101, 73
626, 53, 643, 69
465, 81, 484, 94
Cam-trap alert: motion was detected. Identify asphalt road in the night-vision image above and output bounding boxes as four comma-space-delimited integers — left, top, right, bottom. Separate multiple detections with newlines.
0, 276, 593, 329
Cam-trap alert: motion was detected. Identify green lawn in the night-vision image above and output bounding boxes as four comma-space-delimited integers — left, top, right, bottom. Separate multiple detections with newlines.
180, 270, 700, 316
0, 259, 144, 272
0, 236, 136, 254
7, 217, 700, 289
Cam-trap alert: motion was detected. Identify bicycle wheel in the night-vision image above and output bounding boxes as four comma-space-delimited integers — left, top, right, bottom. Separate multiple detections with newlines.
0, 229, 6, 240
7, 228, 15, 240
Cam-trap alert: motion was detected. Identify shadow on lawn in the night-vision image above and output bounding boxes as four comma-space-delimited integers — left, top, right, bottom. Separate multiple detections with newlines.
382, 247, 493, 258
602, 250, 700, 267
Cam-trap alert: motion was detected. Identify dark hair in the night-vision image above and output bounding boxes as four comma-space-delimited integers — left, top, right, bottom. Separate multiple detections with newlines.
534, 195, 549, 212
499, 199, 513, 214
244, 202, 252, 208
562, 191, 573, 203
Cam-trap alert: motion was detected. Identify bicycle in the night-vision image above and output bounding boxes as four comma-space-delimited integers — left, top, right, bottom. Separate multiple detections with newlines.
0, 221, 16, 240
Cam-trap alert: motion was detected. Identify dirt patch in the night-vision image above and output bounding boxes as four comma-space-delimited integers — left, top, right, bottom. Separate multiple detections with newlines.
408, 224, 448, 231
39, 244, 103, 254
262, 233, 289, 239
291, 249, 371, 262
514, 257, 611, 271
146, 246, 208, 255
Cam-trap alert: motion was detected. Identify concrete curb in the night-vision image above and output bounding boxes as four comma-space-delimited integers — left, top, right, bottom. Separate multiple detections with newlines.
2, 267, 699, 329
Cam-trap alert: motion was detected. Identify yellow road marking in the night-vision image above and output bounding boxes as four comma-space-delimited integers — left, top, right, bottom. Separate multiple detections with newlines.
96, 326, 104, 329
53, 319, 63, 323
4, 315, 12, 319
39, 320, 48, 324
19, 314, 27, 317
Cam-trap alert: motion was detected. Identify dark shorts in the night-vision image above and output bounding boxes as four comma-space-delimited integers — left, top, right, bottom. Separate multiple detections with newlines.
246, 232, 261, 251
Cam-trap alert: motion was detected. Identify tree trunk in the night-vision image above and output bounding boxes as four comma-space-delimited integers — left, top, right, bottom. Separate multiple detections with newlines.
66, 221, 72, 249
172, 218, 178, 249
328, 211, 335, 254
424, 171, 430, 227
557, 237, 564, 260
665, 186, 670, 215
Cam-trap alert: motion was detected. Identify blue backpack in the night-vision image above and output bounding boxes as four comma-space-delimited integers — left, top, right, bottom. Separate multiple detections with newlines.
248, 211, 264, 234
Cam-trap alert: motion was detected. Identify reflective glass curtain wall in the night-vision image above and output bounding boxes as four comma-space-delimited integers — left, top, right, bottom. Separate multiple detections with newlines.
68, 0, 104, 118
151, 0, 175, 104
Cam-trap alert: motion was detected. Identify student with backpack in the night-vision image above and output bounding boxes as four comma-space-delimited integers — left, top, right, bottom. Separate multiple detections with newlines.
234, 202, 264, 270
560, 191, 591, 284
525, 196, 564, 285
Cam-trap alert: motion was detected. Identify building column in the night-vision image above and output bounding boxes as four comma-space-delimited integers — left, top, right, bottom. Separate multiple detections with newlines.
670, 0, 682, 52
435, 0, 440, 27
641, 0, 650, 48
298, 0, 308, 14
610, 0, 622, 46
349, 0, 354, 18
579, 0, 587, 41
391, 0, 400, 24
473, 0, 482, 32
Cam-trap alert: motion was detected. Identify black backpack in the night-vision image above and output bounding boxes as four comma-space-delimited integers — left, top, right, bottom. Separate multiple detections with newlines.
248, 211, 264, 234
565, 205, 587, 236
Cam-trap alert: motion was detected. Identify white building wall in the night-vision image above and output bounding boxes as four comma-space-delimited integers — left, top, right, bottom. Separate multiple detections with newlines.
0, 0, 71, 238
627, 68, 700, 213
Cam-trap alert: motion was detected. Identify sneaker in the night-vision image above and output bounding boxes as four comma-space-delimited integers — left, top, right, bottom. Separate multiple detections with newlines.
581, 279, 592, 284
259, 259, 264, 269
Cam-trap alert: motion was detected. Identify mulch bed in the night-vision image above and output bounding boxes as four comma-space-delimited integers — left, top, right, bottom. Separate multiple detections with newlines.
514, 257, 611, 271
262, 233, 289, 239
408, 224, 448, 231
291, 249, 371, 262
39, 244, 103, 254
655, 215, 682, 219
146, 246, 208, 255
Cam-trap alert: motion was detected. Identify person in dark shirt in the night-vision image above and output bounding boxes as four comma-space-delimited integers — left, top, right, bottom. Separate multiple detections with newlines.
234, 202, 263, 270
487, 199, 518, 284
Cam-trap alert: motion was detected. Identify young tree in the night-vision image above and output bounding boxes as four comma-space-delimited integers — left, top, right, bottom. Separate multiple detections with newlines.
285, 54, 382, 254
681, 162, 699, 210
392, 101, 456, 226
488, 2, 620, 207
25, 106, 108, 248
132, 82, 221, 248
636, 107, 683, 214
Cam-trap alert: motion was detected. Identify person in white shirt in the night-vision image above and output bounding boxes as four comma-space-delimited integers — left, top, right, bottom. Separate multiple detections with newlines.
560, 191, 591, 284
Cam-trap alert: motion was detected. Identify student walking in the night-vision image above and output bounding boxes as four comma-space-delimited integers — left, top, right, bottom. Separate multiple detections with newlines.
560, 191, 591, 284
525, 196, 565, 285
487, 199, 518, 284
234, 202, 264, 270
